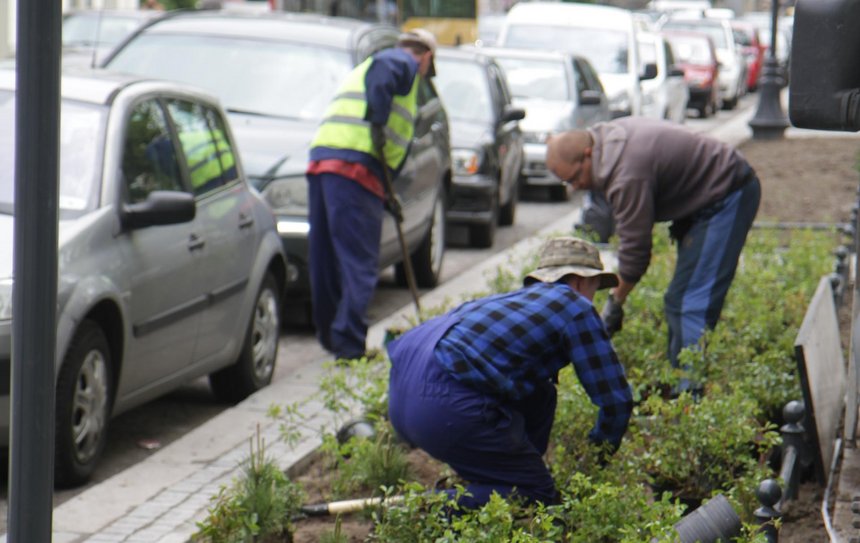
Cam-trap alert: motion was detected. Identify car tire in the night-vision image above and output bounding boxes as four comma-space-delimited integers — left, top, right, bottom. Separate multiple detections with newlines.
498, 181, 517, 227
209, 272, 280, 404
397, 188, 445, 288
55, 320, 112, 488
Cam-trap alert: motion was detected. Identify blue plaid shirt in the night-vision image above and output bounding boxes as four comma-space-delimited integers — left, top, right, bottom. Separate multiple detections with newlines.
435, 282, 633, 447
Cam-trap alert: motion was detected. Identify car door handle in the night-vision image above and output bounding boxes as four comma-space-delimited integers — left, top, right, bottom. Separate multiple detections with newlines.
238, 213, 254, 230
188, 234, 205, 252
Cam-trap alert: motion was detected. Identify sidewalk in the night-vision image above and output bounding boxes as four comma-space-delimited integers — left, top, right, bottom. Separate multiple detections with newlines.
18, 100, 858, 543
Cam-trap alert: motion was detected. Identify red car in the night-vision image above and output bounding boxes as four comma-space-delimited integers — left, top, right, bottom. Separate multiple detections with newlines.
731, 20, 765, 92
662, 31, 721, 118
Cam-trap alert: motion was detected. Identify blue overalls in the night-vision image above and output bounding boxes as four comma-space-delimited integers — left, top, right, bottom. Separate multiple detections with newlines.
387, 313, 559, 508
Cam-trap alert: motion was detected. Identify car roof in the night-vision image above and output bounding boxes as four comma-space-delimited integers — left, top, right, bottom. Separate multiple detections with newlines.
435, 45, 493, 64
505, 1, 634, 30
63, 8, 166, 21
0, 67, 212, 106
463, 45, 583, 64
121, 9, 396, 51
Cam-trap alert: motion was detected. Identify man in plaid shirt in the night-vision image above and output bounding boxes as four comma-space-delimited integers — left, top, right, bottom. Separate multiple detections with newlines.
387, 237, 633, 508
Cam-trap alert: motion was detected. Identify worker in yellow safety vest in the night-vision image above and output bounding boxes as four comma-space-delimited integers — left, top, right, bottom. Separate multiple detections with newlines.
306, 29, 437, 361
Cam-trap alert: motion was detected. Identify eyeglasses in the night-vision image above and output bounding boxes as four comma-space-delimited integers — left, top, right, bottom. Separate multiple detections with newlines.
560, 156, 588, 188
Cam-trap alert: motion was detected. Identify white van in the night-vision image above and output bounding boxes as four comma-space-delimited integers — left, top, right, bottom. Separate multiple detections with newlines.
497, 1, 656, 118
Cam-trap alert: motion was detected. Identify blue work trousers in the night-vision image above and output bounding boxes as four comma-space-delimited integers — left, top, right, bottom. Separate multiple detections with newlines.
307, 172, 384, 359
664, 175, 761, 384
387, 314, 559, 508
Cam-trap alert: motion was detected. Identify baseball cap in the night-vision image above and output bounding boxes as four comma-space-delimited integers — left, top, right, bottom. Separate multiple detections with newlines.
523, 237, 619, 290
398, 28, 437, 77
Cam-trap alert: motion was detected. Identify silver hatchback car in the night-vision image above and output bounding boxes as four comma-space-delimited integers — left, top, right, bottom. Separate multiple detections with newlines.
0, 69, 286, 486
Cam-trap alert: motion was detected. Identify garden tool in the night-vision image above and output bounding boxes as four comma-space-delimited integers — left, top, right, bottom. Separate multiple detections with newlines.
300, 495, 405, 516
375, 138, 422, 319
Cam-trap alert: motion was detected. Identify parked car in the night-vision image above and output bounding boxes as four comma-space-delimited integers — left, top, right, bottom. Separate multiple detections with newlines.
638, 31, 690, 123
62, 9, 165, 67
433, 47, 524, 248
473, 46, 611, 201
663, 30, 721, 118
0, 68, 287, 486
730, 19, 765, 92
497, 1, 656, 119
661, 15, 746, 109
102, 11, 451, 318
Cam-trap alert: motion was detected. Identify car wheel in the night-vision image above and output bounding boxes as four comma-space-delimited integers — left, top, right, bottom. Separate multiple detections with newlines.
397, 188, 445, 288
498, 181, 517, 227
470, 193, 498, 248
209, 272, 280, 404
55, 320, 112, 488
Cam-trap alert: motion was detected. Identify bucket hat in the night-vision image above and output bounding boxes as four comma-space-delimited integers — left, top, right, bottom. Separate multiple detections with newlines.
398, 28, 437, 78
524, 237, 619, 290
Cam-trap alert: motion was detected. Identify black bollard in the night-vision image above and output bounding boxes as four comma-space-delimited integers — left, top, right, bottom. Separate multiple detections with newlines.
755, 479, 783, 543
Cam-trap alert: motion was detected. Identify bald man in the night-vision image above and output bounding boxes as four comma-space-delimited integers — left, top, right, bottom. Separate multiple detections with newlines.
546, 118, 760, 393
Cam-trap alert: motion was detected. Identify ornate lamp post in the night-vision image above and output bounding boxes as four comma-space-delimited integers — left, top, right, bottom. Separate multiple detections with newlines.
748, 0, 790, 140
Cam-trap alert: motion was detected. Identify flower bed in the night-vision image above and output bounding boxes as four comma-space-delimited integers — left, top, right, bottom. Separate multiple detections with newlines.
193, 226, 840, 542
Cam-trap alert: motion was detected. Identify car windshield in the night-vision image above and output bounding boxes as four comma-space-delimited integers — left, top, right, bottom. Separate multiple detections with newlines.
107, 34, 353, 120
63, 13, 147, 47
493, 57, 569, 101
434, 58, 493, 124
666, 35, 712, 63
0, 90, 105, 215
503, 25, 629, 74
662, 21, 728, 48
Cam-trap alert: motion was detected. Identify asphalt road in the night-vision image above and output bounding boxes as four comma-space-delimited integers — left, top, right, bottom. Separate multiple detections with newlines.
0, 94, 758, 526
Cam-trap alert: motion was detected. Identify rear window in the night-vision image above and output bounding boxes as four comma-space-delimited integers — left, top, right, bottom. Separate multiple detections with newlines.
502, 24, 630, 75
107, 33, 353, 121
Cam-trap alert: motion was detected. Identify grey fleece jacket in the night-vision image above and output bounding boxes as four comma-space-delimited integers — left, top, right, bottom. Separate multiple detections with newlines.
587, 117, 751, 284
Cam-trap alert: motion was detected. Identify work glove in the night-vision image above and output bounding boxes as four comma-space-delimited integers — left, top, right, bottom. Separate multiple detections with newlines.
601, 294, 624, 336
371, 123, 386, 154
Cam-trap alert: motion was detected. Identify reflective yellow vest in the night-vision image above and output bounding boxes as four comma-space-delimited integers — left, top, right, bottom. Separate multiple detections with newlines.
311, 57, 420, 171
180, 129, 235, 192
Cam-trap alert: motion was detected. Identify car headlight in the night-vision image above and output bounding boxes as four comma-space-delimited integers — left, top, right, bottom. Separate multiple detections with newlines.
260, 176, 308, 215
0, 278, 13, 321
452, 148, 482, 176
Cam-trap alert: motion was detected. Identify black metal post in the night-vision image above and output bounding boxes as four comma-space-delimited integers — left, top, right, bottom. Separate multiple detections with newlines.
777, 400, 806, 503
8, 0, 61, 541
755, 479, 783, 543
748, 0, 790, 140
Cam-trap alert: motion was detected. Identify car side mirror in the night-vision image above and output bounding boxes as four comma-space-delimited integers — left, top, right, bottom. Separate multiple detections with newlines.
121, 190, 196, 230
640, 62, 658, 81
789, 0, 860, 131
668, 65, 685, 78
579, 89, 603, 106
500, 104, 526, 124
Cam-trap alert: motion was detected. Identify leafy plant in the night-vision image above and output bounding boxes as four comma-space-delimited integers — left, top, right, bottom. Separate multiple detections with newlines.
326, 422, 412, 499
193, 426, 305, 542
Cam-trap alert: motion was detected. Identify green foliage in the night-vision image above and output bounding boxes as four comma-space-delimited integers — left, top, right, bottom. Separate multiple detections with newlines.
193, 428, 305, 542
325, 423, 412, 499
621, 386, 780, 501
263, 224, 839, 540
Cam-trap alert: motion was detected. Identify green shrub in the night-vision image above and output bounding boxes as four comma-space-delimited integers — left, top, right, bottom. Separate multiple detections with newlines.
193, 429, 305, 543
